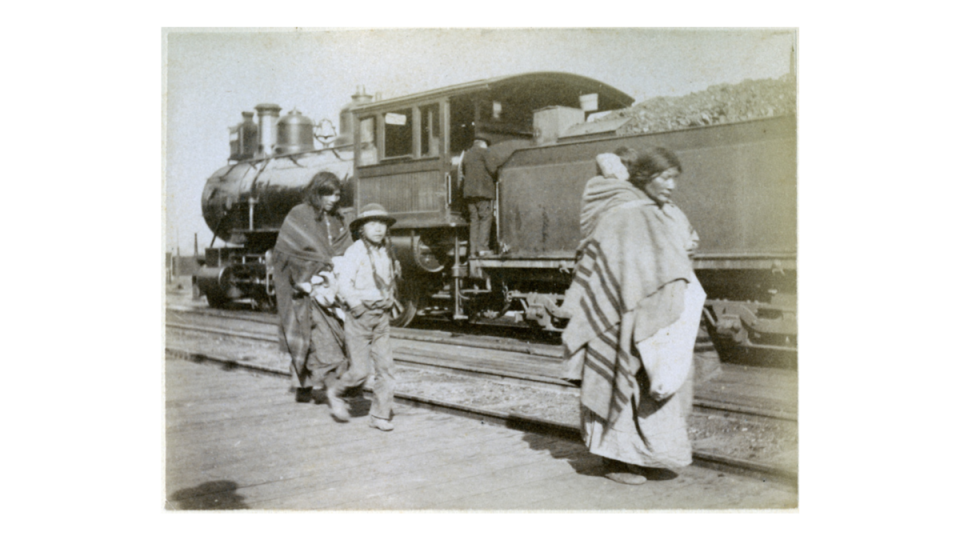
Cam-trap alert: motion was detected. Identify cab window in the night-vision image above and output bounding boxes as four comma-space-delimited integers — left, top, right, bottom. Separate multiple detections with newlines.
384, 108, 413, 158
358, 116, 378, 166
419, 103, 440, 157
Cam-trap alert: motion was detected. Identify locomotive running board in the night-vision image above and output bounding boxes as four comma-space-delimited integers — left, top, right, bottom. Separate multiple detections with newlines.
470, 258, 576, 270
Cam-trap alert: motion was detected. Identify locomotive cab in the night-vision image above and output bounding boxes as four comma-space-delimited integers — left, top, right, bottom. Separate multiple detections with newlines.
348, 72, 634, 325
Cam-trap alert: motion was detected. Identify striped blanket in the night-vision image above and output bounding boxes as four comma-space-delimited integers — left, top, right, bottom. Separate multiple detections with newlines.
562, 195, 695, 425
273, 203, 352, 386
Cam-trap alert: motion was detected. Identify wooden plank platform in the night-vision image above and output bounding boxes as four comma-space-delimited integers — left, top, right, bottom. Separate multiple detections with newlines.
165, 355, 797, 510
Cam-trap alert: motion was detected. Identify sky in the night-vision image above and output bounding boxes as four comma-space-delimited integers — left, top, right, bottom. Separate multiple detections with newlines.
163, 28, 795, 253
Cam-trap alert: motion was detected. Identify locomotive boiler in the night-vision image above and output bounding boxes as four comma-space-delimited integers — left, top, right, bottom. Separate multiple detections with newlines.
195, 72, 797, 361
195, 99, 364, 310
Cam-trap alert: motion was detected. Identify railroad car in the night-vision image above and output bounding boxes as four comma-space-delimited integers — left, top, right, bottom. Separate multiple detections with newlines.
194, 72, 796, 361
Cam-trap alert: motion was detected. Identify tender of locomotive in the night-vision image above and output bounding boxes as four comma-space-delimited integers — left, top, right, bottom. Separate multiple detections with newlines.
195, 72, 797, 361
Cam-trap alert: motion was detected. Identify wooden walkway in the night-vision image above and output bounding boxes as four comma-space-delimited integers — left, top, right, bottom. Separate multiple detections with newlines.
165, 355, 797, 510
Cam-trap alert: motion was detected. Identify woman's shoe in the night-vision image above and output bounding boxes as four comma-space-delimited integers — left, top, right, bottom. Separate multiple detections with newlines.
602, 458, 648, 485
294, 387, 313, 403
604, 471, 648, 485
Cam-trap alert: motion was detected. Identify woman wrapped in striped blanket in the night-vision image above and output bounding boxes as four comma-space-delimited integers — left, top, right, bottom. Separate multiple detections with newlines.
562, 147, 705, 486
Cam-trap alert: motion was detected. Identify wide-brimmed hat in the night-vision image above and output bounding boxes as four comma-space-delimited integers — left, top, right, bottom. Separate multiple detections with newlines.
474, 133, 492, 145
349, 203, 396, 232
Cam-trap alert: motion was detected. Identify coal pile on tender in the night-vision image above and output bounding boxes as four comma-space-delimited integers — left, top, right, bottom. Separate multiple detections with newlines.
606, 74, 797, 134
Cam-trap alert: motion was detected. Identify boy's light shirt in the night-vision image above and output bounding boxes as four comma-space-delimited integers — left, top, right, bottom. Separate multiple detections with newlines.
334, 240, 394, 310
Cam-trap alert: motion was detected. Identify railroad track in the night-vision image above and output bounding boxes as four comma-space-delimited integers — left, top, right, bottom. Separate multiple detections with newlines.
166, 308, 569, 390
166, 306, 796, 421
169, 305, 564, 355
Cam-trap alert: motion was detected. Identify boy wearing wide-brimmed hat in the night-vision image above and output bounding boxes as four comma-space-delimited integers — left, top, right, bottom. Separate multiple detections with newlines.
327, 203, 400, 431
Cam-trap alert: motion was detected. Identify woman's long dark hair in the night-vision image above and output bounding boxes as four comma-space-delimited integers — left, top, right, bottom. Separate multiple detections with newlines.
304, 171, 342, 211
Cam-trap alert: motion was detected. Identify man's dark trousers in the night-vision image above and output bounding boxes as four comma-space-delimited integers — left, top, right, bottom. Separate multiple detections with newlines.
467, 197, 493, 256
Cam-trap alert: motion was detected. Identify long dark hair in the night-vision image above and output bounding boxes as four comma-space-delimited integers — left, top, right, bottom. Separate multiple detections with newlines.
304, 171, 342, 211
621, 147, 682, 188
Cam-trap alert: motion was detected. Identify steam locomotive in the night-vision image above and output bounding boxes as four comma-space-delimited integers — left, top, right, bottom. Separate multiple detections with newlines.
195, 72, 797, 361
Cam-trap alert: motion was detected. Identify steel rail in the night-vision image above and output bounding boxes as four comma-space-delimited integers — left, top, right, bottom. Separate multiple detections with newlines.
166, 319, 797, 422
165, 321, 572, 390
166, 306, 563, 358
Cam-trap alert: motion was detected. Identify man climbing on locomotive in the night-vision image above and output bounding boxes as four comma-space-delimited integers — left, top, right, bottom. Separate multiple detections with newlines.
461, 134, 498, 257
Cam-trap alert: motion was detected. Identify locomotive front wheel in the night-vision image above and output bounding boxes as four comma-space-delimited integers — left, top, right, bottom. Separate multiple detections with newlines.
204, 287, 230, 309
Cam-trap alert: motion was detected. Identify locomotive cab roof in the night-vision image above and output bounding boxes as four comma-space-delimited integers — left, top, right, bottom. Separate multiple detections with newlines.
350, 71, 635, 158
350, 71, 634, 115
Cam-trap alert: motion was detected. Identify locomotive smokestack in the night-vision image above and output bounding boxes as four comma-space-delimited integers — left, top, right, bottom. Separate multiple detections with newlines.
254, 103, 282, 158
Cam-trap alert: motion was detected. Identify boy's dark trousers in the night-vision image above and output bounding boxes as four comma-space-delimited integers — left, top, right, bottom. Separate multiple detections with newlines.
332, 308, 396, 420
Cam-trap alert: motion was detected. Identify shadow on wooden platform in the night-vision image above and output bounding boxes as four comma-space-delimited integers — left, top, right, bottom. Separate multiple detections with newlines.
167, 480, 249, 510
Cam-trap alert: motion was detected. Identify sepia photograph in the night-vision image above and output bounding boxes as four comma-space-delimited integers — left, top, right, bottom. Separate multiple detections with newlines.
163, 27, 799, 511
